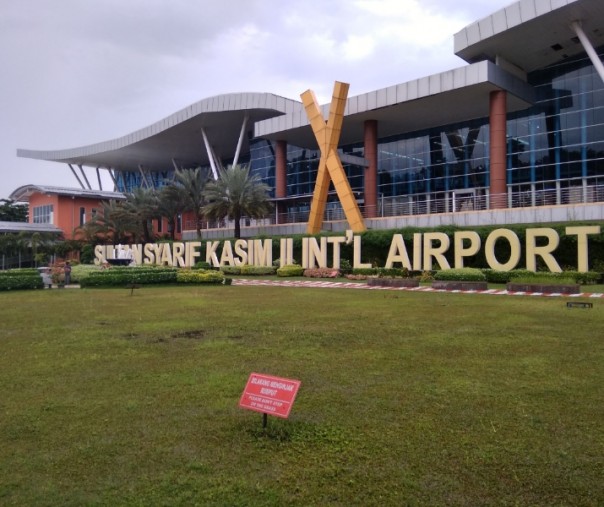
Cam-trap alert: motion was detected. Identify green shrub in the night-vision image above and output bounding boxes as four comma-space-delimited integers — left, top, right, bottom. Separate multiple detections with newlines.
419, 271, 435, 282
0, 269, 44, 291
350, 267, 412, 278
70, 264, 102, 283
377, 268, 409, 278
484, 269, 599, 285
240, 265, 276, 275
220, 266, 242, 275
176, 270, 225, 284
351, 268, 379, 276
562, 271, 600, 285
80, 267, 178, 287
339, 259, 352, 274
220, 265, 276, 276
433, 268, 486, 282
511, 274, 577, 285
276, 264, 304, 277
482, 269, 513, 283
193, 261, 213, 270
80, 244, 95, 264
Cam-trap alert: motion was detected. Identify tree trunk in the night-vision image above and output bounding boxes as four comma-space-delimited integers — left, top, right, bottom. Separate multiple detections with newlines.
234, 212, 241, 239
196, 211, 203, 239
143, 220, 152, 243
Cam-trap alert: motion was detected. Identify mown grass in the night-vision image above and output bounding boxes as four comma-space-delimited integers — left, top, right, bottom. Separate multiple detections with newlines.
0, 286, 602, 506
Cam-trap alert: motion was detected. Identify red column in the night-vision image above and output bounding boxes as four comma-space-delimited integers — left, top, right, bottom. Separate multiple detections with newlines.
364, 120, 378, 218
489, 90, 507, 209
275, 140, 287, 199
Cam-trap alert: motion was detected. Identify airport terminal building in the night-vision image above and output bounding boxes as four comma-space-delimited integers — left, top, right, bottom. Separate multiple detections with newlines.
15, 0, 604, 239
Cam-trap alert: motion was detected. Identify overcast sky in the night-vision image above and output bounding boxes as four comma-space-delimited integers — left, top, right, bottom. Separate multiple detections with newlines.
0, 0, 513, 200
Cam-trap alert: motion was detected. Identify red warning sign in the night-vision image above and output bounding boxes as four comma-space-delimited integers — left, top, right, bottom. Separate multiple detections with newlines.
239, 372, 301, 418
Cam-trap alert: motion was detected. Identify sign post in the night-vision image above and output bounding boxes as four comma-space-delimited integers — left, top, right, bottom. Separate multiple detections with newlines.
239, 373, 301, 427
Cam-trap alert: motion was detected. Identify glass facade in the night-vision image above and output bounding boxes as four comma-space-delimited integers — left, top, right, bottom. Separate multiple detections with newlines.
247, 46, 604, 219
106, 45, 604, 223
116, 170, 174, 193
507, 48, 604, 205
249, 139, 366, 220
377, 119, 489, 213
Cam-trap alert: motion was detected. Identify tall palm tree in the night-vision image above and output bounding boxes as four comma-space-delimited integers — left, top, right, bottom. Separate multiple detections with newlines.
171, 167, 210, 239
203, 164, 272, 239
78, 199, 136, 244
156, 185, 188, 240
122, 187, 158, 243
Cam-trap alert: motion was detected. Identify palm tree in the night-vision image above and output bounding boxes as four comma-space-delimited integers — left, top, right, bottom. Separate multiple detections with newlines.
203, 164, 272, 239
156, 185, 188, 240
171, 167, 211, 239
78, 199, 136, 244
122, 187, 158, 243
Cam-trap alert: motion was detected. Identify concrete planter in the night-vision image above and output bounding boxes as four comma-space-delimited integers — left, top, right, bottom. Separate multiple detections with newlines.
506, 283, 580, 294
431, 281, 488, 291
367, 278, 420, 288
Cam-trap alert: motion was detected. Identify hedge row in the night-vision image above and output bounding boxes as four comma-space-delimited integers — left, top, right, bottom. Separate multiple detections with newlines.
80, 267, 226, 287
220, 265, 276, 276
434, 268, 486, 282
0, 269, 44, 291
276, 265, 304, 277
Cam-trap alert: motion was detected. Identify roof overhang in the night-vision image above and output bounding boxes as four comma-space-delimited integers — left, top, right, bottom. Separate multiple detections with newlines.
10, 184, 126, 202
255, 60, 535, 149
17, 93, 302, 172
0, 221, 62, 234
454, 0, 604, 72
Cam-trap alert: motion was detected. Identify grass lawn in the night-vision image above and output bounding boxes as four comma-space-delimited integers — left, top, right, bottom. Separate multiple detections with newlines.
0, 285, 602, 506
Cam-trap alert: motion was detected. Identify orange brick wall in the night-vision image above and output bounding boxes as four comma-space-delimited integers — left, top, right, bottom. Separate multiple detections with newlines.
28, 192, 186, 241
29, 193, 105, 240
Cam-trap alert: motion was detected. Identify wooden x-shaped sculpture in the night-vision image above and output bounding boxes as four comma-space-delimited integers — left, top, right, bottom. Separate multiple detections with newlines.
301, 81, 367, 234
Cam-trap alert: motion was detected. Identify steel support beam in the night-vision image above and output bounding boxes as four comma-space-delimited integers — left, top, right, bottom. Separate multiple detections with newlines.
232, 114, 249, 168
96, 167, 103, 190
201, 128, 219, 180
77, 164, 92, 189
67, 163, 85, 189
108, 168, 119, 191
138, 165, 150, 188
571, 21, 604, 85
147, 170, 156, 189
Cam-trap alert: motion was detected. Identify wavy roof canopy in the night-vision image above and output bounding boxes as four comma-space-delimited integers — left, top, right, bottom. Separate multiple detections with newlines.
18, 93, 302, 172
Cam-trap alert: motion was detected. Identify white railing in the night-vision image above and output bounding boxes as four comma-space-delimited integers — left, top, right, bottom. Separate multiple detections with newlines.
187, 181, 604, 231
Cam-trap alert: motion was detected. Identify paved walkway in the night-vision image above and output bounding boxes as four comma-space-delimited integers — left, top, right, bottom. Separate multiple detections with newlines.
232, 278, 604, 299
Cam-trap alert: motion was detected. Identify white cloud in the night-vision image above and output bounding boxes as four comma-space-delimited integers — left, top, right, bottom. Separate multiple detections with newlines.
0, 0, 513, 198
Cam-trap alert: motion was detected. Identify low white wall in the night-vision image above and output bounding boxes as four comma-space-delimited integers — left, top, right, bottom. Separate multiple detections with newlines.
183, 203, 604, 240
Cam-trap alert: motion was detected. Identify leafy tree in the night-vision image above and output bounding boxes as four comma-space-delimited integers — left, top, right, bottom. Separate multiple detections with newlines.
203, 164, 272, 239
171, 168, 210, 239
0, 199, 28, 222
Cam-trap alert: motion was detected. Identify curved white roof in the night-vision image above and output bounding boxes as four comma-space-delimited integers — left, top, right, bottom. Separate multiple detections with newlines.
454, 0, 604, 72
18, 92, 302, 172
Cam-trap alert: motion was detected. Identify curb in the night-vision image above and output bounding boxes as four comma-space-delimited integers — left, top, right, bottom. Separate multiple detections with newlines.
231, 279, 604, 299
